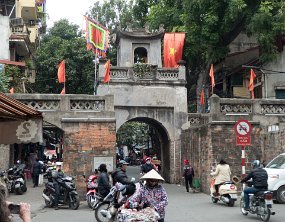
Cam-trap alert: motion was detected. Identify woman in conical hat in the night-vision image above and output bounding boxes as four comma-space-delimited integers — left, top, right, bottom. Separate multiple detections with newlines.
127, 169, 168, 222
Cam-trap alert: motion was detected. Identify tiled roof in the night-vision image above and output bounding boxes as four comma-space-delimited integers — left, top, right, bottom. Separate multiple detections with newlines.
0, 92, 42, 120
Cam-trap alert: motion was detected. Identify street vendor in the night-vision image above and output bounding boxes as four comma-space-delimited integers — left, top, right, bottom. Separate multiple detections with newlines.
127, 169, 168, 222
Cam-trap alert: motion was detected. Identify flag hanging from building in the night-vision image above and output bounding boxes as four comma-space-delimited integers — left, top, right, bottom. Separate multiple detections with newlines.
163, 33, 185, 68
249, 69, 256, 99
103, 60, 111, 83
9, 88, 14, 94
60, 87, 65, 94
209, 64, 215, 92
57, 60, 65, 83
200, 88, 205, 105
85, 16, 109, 56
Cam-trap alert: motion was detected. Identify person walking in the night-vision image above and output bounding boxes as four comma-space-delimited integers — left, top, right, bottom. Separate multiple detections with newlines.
32, 158, 42, 188
97, 164, 111, 197
182, 159, 195, 192
210, 159, 231, 195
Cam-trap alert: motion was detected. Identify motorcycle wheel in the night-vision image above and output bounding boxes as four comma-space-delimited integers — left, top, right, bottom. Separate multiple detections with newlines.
15, 185, 24, 195
95, 202, 112, 222
227, 199, 235, 207
22, 184, 27, 192
259, 202, 271, 222
87, 194, 96, 209
211, 197, 218, 203
240, 197, 248, 216
70, 194, 80, 210
44, 191, 54, 208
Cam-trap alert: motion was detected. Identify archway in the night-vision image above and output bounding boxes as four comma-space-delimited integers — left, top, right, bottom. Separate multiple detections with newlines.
116, 117, 170, 182
134, 47, 148, 63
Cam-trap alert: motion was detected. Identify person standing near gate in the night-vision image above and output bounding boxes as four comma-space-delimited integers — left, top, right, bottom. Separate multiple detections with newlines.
32, 158, 42, 188
182, 159, 194, 192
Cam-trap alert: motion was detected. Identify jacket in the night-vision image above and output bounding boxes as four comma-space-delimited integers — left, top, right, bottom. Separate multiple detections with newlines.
241, 167, 268, 189
114, 169, 133, 185
141, 163, 154, 174
183, 165, 194, 178
32, 161, 42, 176
210, 164, 231, 185
97, 172, 111, 197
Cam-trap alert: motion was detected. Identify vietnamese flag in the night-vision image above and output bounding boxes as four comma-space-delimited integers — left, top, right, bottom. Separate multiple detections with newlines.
57, 60, 66, 83
209, 64, 215, 92
200, 88, 205, 105
249, 69, 256, 99
163, 33, 185, 68
9, 87, 14, 94
60, 87, 65, 94
103, 60, 111, 83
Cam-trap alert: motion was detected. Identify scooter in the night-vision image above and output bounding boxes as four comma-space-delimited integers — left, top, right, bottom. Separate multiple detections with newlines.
83, 174, 99, 209
210, 177, 238, 207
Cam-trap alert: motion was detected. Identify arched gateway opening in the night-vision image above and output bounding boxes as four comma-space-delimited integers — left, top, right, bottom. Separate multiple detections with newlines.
117, 117, 170, 182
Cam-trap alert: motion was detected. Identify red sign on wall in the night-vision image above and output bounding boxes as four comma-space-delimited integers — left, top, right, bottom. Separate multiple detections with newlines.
234, 119, 253, 146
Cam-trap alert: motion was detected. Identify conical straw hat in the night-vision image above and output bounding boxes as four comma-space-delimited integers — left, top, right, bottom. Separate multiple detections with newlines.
140, 169, 165, 181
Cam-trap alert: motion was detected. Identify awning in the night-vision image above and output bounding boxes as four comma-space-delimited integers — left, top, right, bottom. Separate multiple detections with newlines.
0, 93, 43, 144
0, 59, 26, 67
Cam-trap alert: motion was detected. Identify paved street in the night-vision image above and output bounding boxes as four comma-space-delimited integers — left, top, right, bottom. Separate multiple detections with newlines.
7, 166, 285, 222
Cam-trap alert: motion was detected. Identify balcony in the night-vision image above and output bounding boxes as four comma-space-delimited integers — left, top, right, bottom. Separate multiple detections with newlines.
10, 19, 30, 56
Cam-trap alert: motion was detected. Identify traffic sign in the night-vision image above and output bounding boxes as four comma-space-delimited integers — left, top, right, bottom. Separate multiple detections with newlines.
234, 119, 252, 146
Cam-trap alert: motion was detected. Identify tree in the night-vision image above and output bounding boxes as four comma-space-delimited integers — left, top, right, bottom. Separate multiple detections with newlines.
32, 19, 95, 94
146, 0, 285, 111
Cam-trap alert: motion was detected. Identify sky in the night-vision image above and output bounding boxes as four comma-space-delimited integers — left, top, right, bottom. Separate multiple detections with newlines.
45, 0, 98, 28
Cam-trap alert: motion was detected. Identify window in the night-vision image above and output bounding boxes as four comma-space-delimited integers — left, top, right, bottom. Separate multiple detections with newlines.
276, 89, 285, 99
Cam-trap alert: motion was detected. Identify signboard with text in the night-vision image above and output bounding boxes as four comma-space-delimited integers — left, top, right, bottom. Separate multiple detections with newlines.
234, 119, 253, 146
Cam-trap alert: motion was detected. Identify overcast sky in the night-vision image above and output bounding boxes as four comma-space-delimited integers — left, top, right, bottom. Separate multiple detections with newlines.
46, 0, 98, 28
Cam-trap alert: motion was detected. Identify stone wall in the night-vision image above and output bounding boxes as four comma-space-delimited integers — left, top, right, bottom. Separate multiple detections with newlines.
0, 145, 11, 170
62, 121, 116, 199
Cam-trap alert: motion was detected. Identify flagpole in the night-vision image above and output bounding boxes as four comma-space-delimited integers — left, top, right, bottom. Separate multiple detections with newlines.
94, 54, 98, 95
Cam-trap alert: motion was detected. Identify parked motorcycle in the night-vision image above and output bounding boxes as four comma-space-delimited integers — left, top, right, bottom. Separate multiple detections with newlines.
210, 176, 238, 207
4, 164, 27, 195
94, 182, 138, 222
240, 181, 275, 222
83, 174, 99, 209
42, 170, 80, 210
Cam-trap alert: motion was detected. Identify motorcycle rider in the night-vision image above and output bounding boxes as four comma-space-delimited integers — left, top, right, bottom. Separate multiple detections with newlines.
97, 164, 111, 197
51, 168, 64, 210
210, 159, 231, 196
140, 157, 155, 175
241, 160, 268, 211
112, 160, 136, 195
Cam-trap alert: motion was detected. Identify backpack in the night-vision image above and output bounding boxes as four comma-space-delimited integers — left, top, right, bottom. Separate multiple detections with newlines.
185, 166, 194, 177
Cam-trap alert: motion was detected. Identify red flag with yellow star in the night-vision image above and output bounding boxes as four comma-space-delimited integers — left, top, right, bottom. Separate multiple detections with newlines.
163, 33, 185, 68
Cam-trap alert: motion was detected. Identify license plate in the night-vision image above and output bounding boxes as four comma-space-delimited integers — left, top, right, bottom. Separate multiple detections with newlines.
265, 199, 273, 205
15, 183, 20, 188
230, 194, 237, 199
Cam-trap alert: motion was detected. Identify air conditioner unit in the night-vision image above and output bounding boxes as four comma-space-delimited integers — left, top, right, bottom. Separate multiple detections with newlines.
10, 18, 24, 26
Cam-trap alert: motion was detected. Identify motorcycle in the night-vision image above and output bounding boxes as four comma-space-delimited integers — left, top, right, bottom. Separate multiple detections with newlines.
94, 182, 138, 222
210, 176, 238, 207
42, 170, 80, 210
83, 174, 99, 209
5, 164, 27, 195
240, 181, 275, 222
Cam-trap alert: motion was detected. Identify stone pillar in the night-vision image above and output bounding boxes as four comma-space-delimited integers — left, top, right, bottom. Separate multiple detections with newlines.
0, 144, 10, 170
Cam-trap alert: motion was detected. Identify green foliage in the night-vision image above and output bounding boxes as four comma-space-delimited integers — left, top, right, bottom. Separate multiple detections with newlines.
0, 65, 22, 93
33, 19, 95, 94
116, 122, 150, 149
0, 70, 10, 92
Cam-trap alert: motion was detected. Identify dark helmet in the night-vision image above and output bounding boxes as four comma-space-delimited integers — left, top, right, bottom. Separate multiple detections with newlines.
252, 160, 261, 169
118, 160, 129, 167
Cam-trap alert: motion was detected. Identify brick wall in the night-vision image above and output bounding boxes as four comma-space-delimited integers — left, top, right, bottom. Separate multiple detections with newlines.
62, 121, 116, 199
181, 123, 262, 193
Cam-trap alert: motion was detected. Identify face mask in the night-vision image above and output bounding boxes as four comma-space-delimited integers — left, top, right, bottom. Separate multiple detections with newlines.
146, 161, 151, 164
